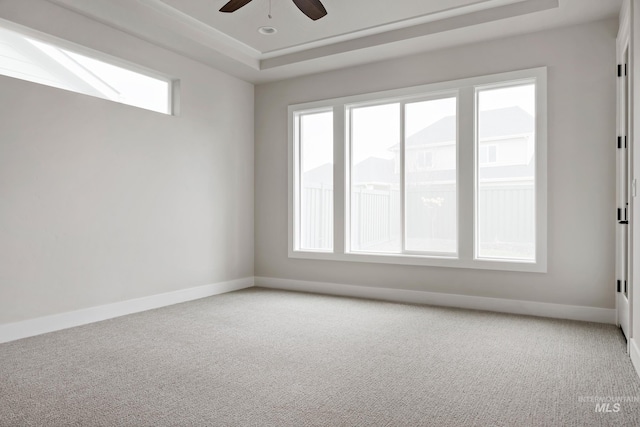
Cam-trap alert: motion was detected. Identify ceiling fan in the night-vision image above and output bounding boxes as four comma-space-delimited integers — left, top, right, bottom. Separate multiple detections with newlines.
219, 0, 327, 21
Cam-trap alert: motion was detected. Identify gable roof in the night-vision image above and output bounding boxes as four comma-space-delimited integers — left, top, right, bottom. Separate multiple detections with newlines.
304, 156, 396, 186
406, 106, 534, 146
302, 163, 333, 186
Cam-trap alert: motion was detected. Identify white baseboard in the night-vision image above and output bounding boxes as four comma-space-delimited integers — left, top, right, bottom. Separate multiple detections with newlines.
630, 339, 640, 379
1, 276, 617, 345
0, 277, 254, 344
255, 276, 616, 324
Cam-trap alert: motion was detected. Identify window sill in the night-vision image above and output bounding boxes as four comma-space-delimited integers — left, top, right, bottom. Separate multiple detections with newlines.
289, 250, 546, 273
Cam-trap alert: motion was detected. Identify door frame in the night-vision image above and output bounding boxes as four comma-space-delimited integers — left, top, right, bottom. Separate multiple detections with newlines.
617, 0, 632, 342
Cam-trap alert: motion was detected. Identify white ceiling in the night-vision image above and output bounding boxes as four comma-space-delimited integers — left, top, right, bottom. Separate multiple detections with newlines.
164, 0, 526, 54
45, 0, 622, 83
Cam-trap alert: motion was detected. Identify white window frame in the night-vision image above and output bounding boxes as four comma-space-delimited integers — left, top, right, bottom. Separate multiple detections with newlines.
292, 107, 335, 252
288, 67, 547, 273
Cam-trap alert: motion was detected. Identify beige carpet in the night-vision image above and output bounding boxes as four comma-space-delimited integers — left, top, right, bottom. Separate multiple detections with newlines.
1, 287, 639, 426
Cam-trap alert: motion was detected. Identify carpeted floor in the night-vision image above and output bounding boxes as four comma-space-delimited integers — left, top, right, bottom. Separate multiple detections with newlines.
1, 287, 639, 426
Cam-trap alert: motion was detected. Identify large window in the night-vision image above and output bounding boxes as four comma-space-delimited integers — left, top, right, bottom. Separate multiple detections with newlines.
0, 20, 174, 114
289, 68, 547, 272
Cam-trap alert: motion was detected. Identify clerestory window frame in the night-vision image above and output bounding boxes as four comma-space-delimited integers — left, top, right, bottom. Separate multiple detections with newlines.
0, 18, 177, 115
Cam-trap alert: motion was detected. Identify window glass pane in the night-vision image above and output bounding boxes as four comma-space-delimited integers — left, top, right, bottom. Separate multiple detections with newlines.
350, 103, 401, 253
477, 84, 536, 260
0, 25, 171, 114
405, 97, 457, 253
62, 50, 170, 114
299, 111, 333, 251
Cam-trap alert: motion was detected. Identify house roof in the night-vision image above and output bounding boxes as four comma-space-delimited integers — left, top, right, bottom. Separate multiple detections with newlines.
407, 158, 535, 183
406, 106, 534, 146
302, 163, 333, 186
303, 156, 396, 186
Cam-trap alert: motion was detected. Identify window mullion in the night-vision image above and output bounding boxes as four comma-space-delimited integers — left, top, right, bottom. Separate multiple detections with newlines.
345, 107, 353, 254
297, 114, 305, 251
333, 105, 346, 255
292, 113, 301, 251
458, 87, 475, 261
400, 102, 407, 253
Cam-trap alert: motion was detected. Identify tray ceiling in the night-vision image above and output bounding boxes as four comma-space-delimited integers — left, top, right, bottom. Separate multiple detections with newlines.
161, 0, 523, 55
43, 0, 621, 83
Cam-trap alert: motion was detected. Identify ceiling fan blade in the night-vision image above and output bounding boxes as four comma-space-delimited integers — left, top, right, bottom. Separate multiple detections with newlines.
219, 0, 253, 13
291, 0, 327, 20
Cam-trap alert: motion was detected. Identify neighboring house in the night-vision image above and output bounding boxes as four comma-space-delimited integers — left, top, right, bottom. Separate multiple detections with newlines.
398, 106, 535, 184
303, 156, 395, 188
304, 106, 535, 187
302, 162, 333, 187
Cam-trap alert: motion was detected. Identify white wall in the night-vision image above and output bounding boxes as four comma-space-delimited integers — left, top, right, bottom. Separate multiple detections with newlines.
0, 0, 254, 324
255, 19, 617, 309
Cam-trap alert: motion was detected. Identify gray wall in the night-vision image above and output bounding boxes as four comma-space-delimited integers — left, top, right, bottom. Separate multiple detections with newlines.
255, 19, 617, 309
0, 1, 254, 324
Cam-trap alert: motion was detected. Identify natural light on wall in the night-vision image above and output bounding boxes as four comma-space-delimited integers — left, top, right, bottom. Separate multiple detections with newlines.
0, 23, 172, 114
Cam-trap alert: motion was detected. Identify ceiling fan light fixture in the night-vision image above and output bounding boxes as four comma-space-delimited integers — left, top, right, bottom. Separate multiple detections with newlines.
220, 0, 327, 21
258, 26, 278, 35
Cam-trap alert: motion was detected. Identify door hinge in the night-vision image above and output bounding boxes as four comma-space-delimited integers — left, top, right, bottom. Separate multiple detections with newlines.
617, 280, 628, 293
618, 64, 628, 77
618, 208, 629, 224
